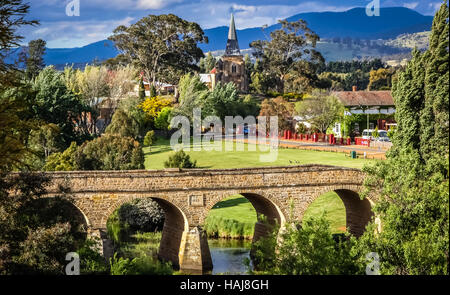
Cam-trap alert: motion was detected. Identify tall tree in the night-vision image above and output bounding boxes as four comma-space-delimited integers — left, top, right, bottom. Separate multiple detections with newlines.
356, 3, 449, 275
295, 91, 344, 133
200, 52, 216, 73
24, 39, 46, 80
250, 19, 323, 93
32, 67, 89, 149
420, 2, 449, 161
109, 14, 208, 88
259, 96, 295, 132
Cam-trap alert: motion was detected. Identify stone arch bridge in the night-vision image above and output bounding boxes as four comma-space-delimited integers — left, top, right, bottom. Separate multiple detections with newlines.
41, 165, 374, 273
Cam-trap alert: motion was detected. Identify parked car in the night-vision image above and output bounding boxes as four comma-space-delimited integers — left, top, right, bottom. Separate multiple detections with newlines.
362, 129, 391, 142
362, 129, 375, 140
377, 130, 391, 142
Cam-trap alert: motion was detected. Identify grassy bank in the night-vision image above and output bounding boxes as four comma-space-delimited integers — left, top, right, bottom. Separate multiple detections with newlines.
143, 138, 377, 170
204, 195, 257, 239
303, 191, 346, 233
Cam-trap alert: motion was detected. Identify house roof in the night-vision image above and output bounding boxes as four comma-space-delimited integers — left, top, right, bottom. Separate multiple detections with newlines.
333, 91, 394, 107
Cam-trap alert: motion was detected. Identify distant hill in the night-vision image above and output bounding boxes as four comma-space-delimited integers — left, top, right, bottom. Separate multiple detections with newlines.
200, 7, 433, 52
5, 7, 433, 66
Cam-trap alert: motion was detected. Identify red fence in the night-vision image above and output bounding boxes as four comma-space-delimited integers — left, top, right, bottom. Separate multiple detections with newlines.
280, 131, 354, 146
354, 137, 371, 147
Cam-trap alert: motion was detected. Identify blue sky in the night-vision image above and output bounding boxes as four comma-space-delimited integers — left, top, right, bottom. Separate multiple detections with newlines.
22, 0, 442, 48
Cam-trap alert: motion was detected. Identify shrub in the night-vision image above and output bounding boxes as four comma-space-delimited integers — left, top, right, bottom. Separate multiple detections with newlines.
109, 253, 173, 275
249, 215, 360, 275
204, 216, 254, 239
164, 150, 197, 168
143, 130, 156, 147
74, 134, 144, 170
107, 199, 165, 245
77, 238, 109, 274
118, 199, 165, 233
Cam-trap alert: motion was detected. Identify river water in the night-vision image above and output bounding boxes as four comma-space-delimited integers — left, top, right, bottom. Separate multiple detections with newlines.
208, 239, 252, 275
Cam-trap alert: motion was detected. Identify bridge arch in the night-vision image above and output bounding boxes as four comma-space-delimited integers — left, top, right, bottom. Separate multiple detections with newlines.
304, 187, 374, 237
101, 195, 190, 269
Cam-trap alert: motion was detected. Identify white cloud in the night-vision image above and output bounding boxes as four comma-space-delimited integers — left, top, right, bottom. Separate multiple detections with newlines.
167, 1, 353, 29
86, 0, 184, 10
31, 16, 135, 48
403, 2, 419, 9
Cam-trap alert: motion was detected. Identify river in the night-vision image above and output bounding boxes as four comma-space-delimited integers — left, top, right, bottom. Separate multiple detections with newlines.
208, 239, 252, 275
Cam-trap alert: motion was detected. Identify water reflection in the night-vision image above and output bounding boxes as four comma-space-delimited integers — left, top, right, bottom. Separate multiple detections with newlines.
208, 239, 252, 275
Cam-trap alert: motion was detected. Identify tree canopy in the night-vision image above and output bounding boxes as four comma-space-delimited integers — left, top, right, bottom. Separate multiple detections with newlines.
109, 14, 208, 87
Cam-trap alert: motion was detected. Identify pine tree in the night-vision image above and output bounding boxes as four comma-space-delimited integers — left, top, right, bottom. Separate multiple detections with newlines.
149, 84, 157, 98
25, 39, 46, 80
389, 49, 425, 158
420, 2, 449, 160
138, 77, 146, 100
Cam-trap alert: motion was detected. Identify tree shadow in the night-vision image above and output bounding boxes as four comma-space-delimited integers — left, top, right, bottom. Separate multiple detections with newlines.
212, 196, 250, 209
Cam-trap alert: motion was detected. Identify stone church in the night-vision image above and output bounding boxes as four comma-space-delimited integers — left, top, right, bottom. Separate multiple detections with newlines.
201, 14, 249, 93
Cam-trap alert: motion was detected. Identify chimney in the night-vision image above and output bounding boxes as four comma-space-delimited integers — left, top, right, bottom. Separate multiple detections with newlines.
352, 85, 357, 92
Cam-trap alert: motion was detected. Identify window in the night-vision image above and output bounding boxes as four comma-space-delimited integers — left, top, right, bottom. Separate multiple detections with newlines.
231, 64, 236, 73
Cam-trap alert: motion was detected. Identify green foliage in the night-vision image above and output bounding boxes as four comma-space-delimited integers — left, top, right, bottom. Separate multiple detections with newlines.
177, 72, 208, 102
118, 199, 165, 233
154, 107, 172, 132
295, 90, 344, 133
44, 142, 77, 171
143, 130, 156, 147
110, 253, 173, 275
12, 222, 75, 274
107, 210, 129, 245
32, 66, 91, 148
204, 216, 254, 239
164, 150, 197, 168
372, 127, 379, 138
118, 96, 151, 138
77, 238, 109, 274
109, 14, 207, 86
149, 84, 157, 98
0, 0, 38, 74
138, 77, 146, 100
250, 19, 323, 93
0, 173, 88, 274
199, 52, 216, 73
107, 199, 165, 245
203, 82, 240, 119
74, 134, 144, 170
105, 108, 139, 139
368, 68, 395, 90
249, 215, 360, 275
357, 3, 449, 275
24, 39, 46, 80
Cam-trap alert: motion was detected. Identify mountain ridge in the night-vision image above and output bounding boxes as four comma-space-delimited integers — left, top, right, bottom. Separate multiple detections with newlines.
6, 7, 433, 66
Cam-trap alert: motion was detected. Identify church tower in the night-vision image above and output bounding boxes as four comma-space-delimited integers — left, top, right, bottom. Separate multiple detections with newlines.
225, 14, 240, 56
213, 14, 248, 93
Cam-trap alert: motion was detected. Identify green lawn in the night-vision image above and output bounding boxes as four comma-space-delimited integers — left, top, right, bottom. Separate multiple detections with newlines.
209, 195, 257, 224
143, 138, 377, 170
303, 191, 346, 233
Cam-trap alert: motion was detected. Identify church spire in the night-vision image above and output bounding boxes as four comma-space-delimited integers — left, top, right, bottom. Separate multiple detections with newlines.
225, 13, 240, 55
